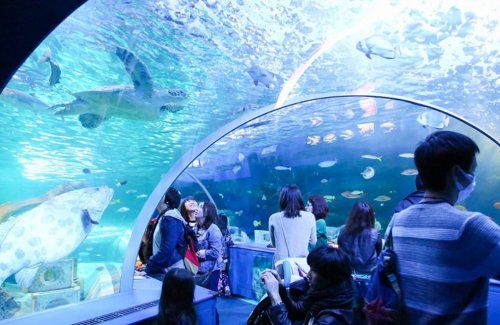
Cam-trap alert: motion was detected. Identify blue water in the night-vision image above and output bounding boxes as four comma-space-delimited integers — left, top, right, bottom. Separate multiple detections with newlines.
0, 0, 498, 320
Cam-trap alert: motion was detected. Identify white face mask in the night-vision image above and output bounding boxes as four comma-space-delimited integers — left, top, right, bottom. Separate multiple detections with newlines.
455, 167, 476, 203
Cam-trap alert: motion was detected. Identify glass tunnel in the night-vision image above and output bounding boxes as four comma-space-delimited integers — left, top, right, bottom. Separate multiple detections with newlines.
0, 0, 498, 323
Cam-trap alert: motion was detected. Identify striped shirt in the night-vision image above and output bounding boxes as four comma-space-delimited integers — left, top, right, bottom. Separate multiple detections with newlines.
386, 202, 500, 324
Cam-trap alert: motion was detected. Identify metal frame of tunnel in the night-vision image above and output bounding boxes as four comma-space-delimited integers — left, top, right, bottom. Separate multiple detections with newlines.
120, 92, 499, 292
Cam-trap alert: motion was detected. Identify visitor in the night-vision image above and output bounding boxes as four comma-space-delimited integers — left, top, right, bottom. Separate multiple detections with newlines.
180, 196, 199, 229
260, 245, 353, 324
145, 188, 185, 281
157, 268, 197, 325
216, 213, 234, 295
337, 201, 382, 274
305, 195, 329, 250
388, 131, 500, 323
194, 201, 223, 292
268, 184, 316, 277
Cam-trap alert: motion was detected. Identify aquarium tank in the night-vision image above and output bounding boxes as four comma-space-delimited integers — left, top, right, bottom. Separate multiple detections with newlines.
0, 0, 498, 320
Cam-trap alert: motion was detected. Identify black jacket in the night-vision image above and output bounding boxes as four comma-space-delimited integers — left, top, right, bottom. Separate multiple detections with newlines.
267, 279, 353, 325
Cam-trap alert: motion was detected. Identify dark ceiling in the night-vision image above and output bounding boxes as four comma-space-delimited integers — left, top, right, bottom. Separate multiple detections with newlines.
0, 0, 87, 91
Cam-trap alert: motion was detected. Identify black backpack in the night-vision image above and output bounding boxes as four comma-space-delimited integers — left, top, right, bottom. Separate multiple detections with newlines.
139, 210, 167, 264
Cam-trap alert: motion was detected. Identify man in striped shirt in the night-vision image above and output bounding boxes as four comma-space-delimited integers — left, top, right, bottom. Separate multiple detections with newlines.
387, 131, 500, 323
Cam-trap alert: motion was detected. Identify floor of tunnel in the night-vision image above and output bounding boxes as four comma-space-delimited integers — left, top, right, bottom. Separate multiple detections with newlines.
217, 296, 257, 324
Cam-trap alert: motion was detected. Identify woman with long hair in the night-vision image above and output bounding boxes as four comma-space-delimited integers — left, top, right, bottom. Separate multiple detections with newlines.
338, 201, 381, 274
268, 185, 317, 276
305, 195, 329, 250
194, 201, 223, 291
157, 268, 197, 325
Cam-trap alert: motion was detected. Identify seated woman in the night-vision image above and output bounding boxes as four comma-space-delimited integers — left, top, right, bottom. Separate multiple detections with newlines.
194, 201, 223, 291
305, 195, 329, 250
269, 184, 317, 277
337, 201, 381, 275
261, 246, 353, 324
158, 268, 197, 325
145, 188, 185, 281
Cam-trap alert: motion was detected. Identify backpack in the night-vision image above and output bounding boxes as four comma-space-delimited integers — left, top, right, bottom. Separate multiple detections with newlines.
363, 224, 402, 324
139, 212, 164, 264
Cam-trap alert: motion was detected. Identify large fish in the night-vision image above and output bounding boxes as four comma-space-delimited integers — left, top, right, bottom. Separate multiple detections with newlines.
356, 35, 400, 60
0, 186, 113, 289
246, 65, 284, 88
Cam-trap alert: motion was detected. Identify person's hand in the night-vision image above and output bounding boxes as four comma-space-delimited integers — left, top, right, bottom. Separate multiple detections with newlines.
260, 269, 283, 285
260, 271, 281, 304
196, 250, 206, 258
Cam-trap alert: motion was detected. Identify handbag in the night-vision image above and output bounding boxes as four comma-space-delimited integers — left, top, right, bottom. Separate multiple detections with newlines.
274, 215, 309, 286
363, 222, 402, 324
184, 240, 200, 275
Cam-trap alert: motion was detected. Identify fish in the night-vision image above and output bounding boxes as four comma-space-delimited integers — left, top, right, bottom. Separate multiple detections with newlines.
358, 98, 377, 117
318, 160, 337, 168
356, 35, 400, 60
40, 48, 61, 86
0, 88, 49, 112
384, 101, 395, 110
116, 180, 128, 187
0, 186, 112, 288
398, 153, 414, 159
125, 189, 137, 194
274, 166, 292, 171
340, 130, 354, 140
320, 179, 328, 184
374, 195, 391, 202
191, 159, 202, 168
262, 195, 267, 201
246, 64, 284, 88
233, 165, 242, 174
341, 191, 364, 199
343, 109, 355, 119
82, 168, 91, 174
361, 155, 382, 162
310, 117, 323, 127
357, 122, 375, 136
454, 205, 468, 211
238, 153, 245, 162
110, 199, 121, 205
380, 121, 396, 133
253, 220, 262, 227
416, 111, 450, 129
401, 169, 419, 176
218, 193, 224, 199
351, 190, 364, 195
323, 133, 336, 143
306, 135, 321, 145
261, 145, 277, 155
493, 202, 500, 210
323, 195, 335, 202
136, 194, 147, 199
117, 207, 130, 213
235, 210, 243, 216
361, 166, 375, 180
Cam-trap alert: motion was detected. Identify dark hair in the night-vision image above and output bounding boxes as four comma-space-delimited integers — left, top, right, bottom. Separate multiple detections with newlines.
307, 245, 352, 285
158, 268, 196, 325
414, 131, 479, 192
415, 174, 425, 191
164, 187, 181, 210
180, 196, 196, 223
202, 201, 218, 230
279, 184, 305, 218
344, 201, 374, 235
216, 213, 229, 231
308, 195, 329, 220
